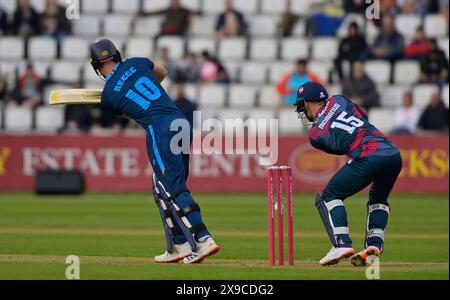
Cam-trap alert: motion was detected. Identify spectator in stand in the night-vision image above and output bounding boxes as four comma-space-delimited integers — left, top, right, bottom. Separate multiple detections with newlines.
398, 0, 430, 16
173, 83, 197, 129
342, 60, 380, 111
177, 52, 201, 83
279, 7, 298, 37
0, 7, 8, 35
404, 26, 430, 60
140, 0, 194, 37
63, 105, 93, 133
418, 91, 449, 132
392, 91, 421, 135
90, 107, 128, 135
420, 38, 449, 84
335, 21, 367, 80
40, 0, 71, 43
199, 51, 230, 84
215, 0, 247, 40
277, 59, 325, 106
11, 0, 41, 38
0, 75, 8, 102
306, 1, 345, 37
12, 63, 42, 108
369, 15, 404, 61
441, 0, 449, 26
154, 47, 178, 80
343, 0, 368, 14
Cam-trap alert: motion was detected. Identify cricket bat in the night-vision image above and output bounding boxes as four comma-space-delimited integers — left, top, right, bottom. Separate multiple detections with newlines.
49, 89, 102, 105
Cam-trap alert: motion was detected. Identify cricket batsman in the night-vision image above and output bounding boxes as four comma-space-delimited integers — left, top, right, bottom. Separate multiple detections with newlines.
89, 39, 220, 263
294, 81, 402, 266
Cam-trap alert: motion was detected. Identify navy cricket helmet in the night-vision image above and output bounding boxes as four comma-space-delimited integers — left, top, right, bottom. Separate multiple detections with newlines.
295, 81, 329, 124
89, 39, 122, 79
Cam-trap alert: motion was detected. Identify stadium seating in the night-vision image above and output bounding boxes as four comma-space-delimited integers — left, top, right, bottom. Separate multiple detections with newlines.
0, 37, 24, 61
125, 38, 154, 58
104, 15, 133, 38
72, 15, 102, 38
157, 37, 185, 59
290, 0, 313, 15
261, 0, 288, 15
112, 0, 140, 14
222, 60, 240, 82
228, 85, 258, 108
249, 16, 278, 37
35, 106, 64, 132
268, 62, 292, 84
0, 0, 17, 14
190, 16, 217, 37
240, 62, 268, 84
312, 38, 338, 61
259, 86, 279, 108
380, 85, 407, 108
188, 38, 217, 55
395, 15, 422, 38
443, 85, 449, 107
413, 84, 440, 108
133, 17, 163, 38
281, 38, 310, 61
61, 37, 90, 61
233, 0, 259, 14
278, 108, 302, 134
364, 61, 391, 85
218, 38, 247, 61
28, 37, 57, 61
199, 85, 227, 108
50, 61, 82, 84
4, 106, 33, 132
394, 61, 421, 85
181, 0, 202, 11
438, 38, 449, 59
368, 108, 395, 133
250, 38, 278, 61
424, 14, 448, 37
202, 0, 225, 14
82, 0, 109, 14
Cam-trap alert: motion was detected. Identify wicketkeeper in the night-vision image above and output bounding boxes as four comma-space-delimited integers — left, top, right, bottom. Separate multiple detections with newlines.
89, 39, 220, 264
294, 81, 402, 266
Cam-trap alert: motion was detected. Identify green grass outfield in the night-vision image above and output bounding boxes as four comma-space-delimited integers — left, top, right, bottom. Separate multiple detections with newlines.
0, 192, 447, 280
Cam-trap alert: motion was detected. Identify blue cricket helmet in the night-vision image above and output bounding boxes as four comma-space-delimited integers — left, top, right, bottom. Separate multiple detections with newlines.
295, 81, 329, 124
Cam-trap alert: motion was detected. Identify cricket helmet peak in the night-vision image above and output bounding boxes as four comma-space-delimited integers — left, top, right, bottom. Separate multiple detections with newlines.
90, 39, 122, 80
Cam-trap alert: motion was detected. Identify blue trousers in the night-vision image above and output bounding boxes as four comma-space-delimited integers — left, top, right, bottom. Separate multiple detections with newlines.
146, 117, 209, 244
322, 153, 402, 250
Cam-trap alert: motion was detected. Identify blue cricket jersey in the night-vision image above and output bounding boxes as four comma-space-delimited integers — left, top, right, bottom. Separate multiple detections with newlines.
309, 95, 399, 160
101, 57, 184, 128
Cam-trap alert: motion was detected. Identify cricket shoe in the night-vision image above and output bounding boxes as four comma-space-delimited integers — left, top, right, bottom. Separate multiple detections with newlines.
319, 246, 356, 266
153, 242, 192, 263
349, 246, 381, 267
183, 237, 220, 264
